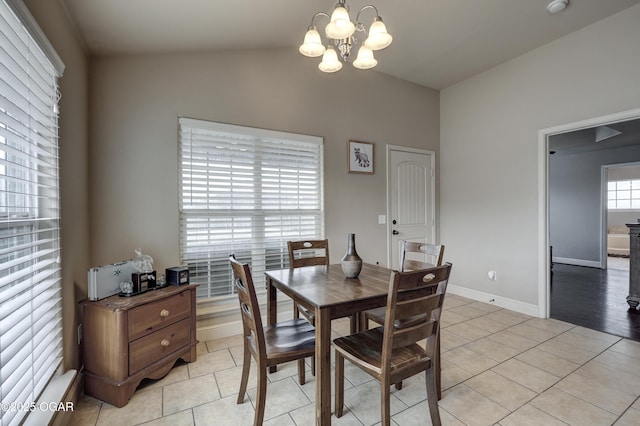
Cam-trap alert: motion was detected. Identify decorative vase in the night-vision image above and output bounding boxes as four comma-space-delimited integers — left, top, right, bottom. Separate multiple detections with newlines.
341, 233, 363, 278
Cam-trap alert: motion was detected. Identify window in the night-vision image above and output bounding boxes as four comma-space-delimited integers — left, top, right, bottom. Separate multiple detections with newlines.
178, 118, 324, 299
608, 180, 640, 210
0, 1, 63, 425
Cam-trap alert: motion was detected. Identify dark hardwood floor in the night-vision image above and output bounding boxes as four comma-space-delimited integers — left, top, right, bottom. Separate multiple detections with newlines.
550, 260, 640, 341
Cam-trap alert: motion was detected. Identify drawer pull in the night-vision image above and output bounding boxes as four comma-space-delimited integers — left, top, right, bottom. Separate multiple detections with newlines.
161, 339, 170, 347
160, 309, 170, 317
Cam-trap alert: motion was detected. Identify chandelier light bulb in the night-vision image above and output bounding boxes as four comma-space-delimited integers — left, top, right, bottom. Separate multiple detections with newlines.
325, 3, 356, 39
353, 46, 377, 69
318, 47, 343, 73
364, 17, 392, 50
299, 27, 326, 57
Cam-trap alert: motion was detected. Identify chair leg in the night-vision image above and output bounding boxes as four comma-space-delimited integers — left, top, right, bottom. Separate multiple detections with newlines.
381, 378, 391, 426
311, 355, 315, 376
426, 367, 441, 426
254, 362, 268, 426
335, 352, 345, 418
237, 343, 251, 404
297, 358, 306, 385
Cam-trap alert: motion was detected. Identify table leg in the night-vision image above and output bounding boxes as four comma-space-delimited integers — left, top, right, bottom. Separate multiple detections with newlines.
267, 277, 278, 374
315, 308, 332, 426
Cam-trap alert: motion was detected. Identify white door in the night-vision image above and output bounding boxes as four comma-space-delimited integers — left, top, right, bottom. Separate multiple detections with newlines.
387, 146, 435, 270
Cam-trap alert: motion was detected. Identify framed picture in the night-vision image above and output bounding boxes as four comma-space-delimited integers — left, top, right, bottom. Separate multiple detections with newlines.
347, 140, 374, 174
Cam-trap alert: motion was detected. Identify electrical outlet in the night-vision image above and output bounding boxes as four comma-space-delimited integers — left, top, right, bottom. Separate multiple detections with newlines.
487, 271, 497, 281
77, 324, 82, 345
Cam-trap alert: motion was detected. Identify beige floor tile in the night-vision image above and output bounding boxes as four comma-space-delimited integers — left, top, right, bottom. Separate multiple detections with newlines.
555, 372, 636, 415
341, 380, 408, 425
96, 387, 162, 426
465, 316, 510, 334
193, 394, 256, 425
486, 330, 538, 352
246, 376, 312, 421
440, 359, 476, 390
141, 362, 190, 390
447, 305, 489, 320
529, 387, 618, 425
228, 344, 245, 365
196, 341, 208, 356
143, 409, 194, 426
491, 359, 559, 393
390, 373, 428, 407
522, 317, 574, 334
483, 310, 531, 326
71, 394, 102, 426
187, 348, 236, 378
440, 329, 471, 351
576, 355, 640, 396
467, 301, 502, 313
609, 338, 640, 359
442, 346, 498, 375
592, 348, 640, 380
559, 328, 621, 353
515, 347, 581, 378
215, 363, 259, 398
536, 338, 598, 364
615, 407, 640, 426
445, 322, 493, 342
443, 294, 474, 309
505, 323, 557, 343
465, 371, 537, 411
263, 413, 297, 426
568, 326, 621, 346
392, 401, 463, 426
498, 404, 566, 426
204, 333, 243, 352
463, 338, 521, 363
163, 374, 220, 415
441, 310, 471, 327
439, 384, 509, 426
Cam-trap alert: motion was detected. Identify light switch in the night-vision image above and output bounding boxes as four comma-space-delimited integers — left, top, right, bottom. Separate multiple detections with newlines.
378, 215, 386, 225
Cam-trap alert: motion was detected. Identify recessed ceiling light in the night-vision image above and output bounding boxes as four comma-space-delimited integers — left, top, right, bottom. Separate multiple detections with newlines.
547, 0, 569, 14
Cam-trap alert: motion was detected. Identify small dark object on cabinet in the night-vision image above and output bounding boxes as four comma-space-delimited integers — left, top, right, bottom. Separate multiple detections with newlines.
166, 267, 189, 286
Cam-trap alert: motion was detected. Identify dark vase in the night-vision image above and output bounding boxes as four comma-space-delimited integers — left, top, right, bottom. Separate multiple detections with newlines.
341, 233, 363, 278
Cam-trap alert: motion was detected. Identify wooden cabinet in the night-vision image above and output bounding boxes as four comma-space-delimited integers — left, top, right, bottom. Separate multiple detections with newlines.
80, 285, 198, 407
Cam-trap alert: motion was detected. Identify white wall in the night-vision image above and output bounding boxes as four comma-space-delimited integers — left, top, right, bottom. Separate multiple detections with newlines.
88, 49, 439, 274
440, 4, 640, 311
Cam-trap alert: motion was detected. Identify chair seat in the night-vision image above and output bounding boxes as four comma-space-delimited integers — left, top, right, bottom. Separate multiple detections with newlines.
263, 318, 316, 360
333, 327, 430, 374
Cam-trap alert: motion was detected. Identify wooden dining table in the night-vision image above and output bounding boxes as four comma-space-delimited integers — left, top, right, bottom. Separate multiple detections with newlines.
265, 262, 441, 426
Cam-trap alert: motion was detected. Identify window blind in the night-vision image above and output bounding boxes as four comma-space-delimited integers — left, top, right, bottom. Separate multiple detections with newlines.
178, 118, 324, 299
0, 1, 62, 425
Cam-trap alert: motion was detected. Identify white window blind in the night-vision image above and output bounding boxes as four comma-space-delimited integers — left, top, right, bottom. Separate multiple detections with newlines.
178, 118, 324, 299
0, 1, 62, 425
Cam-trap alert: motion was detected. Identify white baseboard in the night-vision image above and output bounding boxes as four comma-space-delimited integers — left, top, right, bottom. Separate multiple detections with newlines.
552, 257, 601, 268
197, 311, 293, 342
447, 284, 540, 317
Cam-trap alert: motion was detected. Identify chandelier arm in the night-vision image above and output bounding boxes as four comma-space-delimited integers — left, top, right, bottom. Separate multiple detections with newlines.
355, 5, 379, 26
308, 12, 330, 29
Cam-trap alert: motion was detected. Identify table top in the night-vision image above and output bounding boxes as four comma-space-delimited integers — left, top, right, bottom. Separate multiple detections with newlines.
265, 263, 393, 310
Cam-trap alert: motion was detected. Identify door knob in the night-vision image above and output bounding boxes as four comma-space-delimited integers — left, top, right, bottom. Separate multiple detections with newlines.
392, 230, 399, 235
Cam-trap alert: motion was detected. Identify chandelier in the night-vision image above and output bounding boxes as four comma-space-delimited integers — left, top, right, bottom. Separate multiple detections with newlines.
298, 1, 393, 73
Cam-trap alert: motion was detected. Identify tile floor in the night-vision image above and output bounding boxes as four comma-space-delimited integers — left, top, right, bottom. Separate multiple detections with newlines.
71, 294, 640, 425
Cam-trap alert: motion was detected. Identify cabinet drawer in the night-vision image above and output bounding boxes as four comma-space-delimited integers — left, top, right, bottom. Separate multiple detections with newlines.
129, 318, 191, 375
128, 290, 191, 340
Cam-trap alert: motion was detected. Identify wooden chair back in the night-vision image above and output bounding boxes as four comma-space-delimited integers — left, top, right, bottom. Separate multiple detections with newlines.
381, 263, 452, 366
288, 239, 330, 268
400, 241, 445, 272
230, 254, 266, 360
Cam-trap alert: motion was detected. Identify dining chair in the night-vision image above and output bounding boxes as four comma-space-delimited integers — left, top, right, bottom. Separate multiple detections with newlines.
334, 263, 452, 426
230, 255, 316, 426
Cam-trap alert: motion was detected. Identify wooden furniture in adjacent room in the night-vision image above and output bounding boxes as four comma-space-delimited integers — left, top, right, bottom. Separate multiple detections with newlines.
80, 284, 198, 407
334, 264, 451, 426
230, 255, 315, 426
265, 263, 443, 426
626, 223, 640, 309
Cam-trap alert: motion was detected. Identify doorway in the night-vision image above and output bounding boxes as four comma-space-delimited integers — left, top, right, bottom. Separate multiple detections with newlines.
386, 145, 436, 269
538, 109, 640, 332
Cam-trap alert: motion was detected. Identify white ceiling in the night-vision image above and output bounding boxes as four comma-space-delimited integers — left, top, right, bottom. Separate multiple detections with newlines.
60, 0, 640, 89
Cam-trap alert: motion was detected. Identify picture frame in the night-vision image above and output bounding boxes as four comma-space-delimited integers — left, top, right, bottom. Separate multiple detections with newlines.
347, 140, 374, 174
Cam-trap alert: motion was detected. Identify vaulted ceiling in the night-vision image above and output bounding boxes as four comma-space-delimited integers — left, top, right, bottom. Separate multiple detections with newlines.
61, 0, 640, 90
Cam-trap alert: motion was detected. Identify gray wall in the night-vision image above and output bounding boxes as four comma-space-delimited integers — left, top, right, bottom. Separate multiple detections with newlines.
88, 49, 440, 272
550, 146, 640, 263
441, 4, 640, 309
